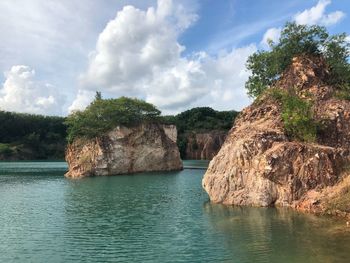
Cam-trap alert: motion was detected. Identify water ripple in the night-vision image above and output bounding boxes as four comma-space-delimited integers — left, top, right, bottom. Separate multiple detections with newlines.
0, 161, 350, 262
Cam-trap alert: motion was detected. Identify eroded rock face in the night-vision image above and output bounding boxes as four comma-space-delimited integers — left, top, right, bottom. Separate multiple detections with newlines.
185, 131, 226, 160
65, 124, 183, 178
202, 56, 350, 215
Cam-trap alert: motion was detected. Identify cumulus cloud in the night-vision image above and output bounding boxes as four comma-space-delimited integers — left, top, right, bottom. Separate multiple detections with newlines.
294, 0, 345, 26
260, 27, 281, 48
72, 0, 254, 113
68, 90, 95, 112
78, 0, 197, 95
0, 0, 159, 115
0, 65, 65, 115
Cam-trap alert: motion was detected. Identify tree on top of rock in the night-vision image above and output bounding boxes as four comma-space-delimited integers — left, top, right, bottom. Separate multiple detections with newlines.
65, 96, 161, 143
246, 22, 350, 98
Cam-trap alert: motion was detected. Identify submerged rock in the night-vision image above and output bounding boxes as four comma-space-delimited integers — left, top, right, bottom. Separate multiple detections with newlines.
202, 56, 350, 216
65, 123, 183, 178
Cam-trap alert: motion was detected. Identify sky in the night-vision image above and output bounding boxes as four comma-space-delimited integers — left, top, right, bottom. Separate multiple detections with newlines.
0, 0, 349, 116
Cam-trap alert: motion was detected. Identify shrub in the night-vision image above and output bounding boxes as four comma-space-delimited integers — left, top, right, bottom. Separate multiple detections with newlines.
334, 89, 350, 101
270, 89, 317, 142
0, 143, 13, 156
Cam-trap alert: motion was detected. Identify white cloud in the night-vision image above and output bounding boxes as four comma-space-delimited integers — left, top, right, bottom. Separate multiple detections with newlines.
0, 65, 65, 115
79, 0, 197, 93
0, 0, 157, 115
261, 27, 281, 48
68, 90, 95, 112
131, 44, 256, 114
72, 0, 254, 114
294, 0, 345, 26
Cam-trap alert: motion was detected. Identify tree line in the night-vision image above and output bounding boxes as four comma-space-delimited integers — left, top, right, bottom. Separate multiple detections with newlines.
0, 99, 237, 160
0, 111, 66, 159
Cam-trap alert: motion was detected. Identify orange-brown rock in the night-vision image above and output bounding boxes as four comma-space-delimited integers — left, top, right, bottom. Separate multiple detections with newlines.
202, 55, 350, 216
65, 123, 183, 178
185, 131, 226, 160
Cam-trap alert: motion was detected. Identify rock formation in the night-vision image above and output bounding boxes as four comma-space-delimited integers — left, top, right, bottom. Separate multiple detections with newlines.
185, 131, 226, 160
202, 56, 350, 217
65, 123, 183, 178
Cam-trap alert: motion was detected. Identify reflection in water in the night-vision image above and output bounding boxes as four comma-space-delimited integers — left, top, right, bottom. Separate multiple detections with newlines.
1, 161, 350, 263
203, 202, 350, 263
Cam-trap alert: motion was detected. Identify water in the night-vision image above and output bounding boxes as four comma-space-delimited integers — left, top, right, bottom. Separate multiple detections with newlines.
0, 161, 350, 263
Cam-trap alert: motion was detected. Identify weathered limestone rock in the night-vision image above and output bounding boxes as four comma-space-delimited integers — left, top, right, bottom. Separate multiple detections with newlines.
202, 56, 350, 216
65, 124, 183, 178
185, 131, 226, 160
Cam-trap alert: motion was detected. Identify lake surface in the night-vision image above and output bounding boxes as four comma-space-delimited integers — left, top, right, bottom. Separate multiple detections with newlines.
1, 161, 350, 263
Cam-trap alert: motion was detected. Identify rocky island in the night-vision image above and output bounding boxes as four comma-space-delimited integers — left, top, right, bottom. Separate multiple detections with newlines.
65, 124, 182, 178
203, 23, 350, 218
64, 96, 182, 178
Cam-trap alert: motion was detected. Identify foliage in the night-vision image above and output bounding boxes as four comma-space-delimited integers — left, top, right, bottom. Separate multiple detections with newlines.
327, 188, 350, 213
65, 96, 161, 142
0, 143, 13, 156
0, 111, 67, 159
246, 22, 350, 98
325, 176, 350, 213
177, 134, 188, 159
334, 89, 350, 101
168, 107, 239, 134
269, 89, 317, 142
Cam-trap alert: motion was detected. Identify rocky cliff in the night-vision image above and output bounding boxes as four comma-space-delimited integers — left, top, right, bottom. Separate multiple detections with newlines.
185, 131, 226, 160
202, 56, 350, 217
65, 123, 183, 178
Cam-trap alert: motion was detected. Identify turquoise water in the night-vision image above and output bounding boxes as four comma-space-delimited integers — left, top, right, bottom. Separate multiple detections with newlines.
0, 161, 350, 263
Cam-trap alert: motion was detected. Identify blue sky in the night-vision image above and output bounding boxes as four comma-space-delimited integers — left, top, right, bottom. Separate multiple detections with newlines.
181, 0, 350, 52
0, 0, 349, 115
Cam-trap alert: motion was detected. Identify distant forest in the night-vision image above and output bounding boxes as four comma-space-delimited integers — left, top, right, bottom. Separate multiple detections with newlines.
0, 111, 66, 160
0, 106, 238, 160
163, 107, 238, 133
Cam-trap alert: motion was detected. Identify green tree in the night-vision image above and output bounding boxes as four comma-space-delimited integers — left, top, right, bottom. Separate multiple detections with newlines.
0, 111, 67, 159
95, 91, 102, 100
65, 96, 161, 143
171, 107, 238, 133
246, 22, 350, 98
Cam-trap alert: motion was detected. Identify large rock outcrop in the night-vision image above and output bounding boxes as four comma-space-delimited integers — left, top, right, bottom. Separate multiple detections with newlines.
202, 56, 350, 216
185, 131, 226, 160
65, 123, 183, 178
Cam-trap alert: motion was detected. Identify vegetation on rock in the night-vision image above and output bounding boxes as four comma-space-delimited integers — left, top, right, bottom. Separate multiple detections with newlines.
246, 22, 350, 98
246, 22, 350, 143
65, 94, 161, 143
269, 89, 317, 142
